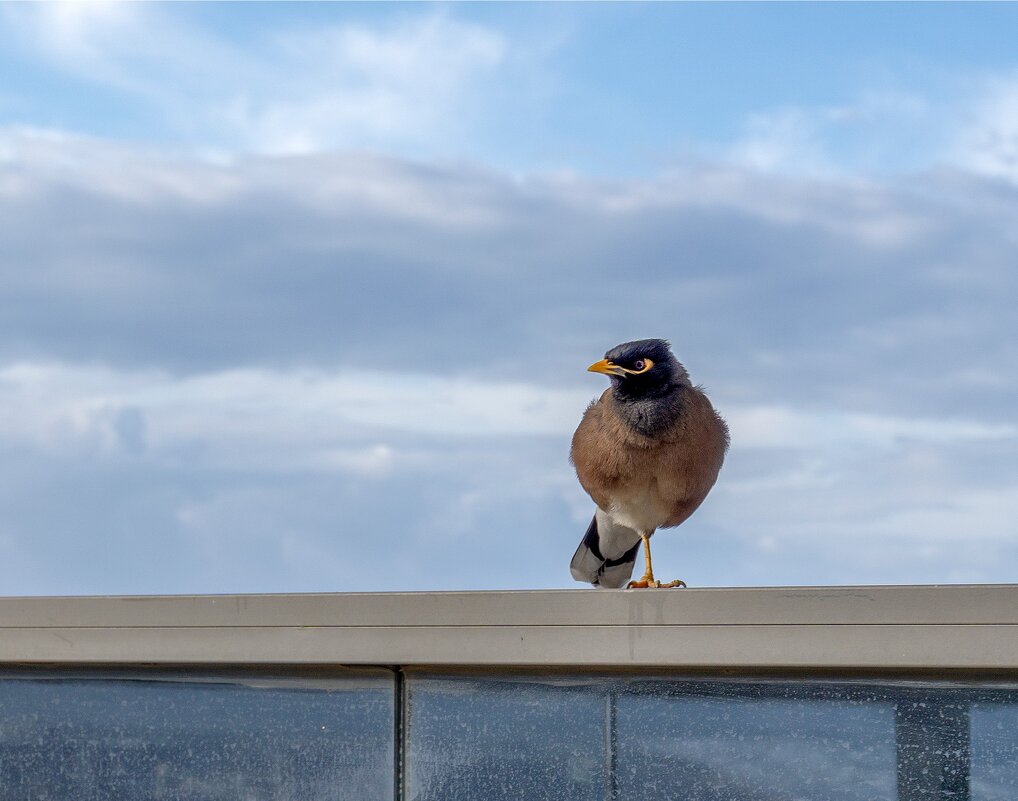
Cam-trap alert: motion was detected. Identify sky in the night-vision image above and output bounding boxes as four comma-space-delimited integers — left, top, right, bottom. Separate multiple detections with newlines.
1, 2, 1017, 595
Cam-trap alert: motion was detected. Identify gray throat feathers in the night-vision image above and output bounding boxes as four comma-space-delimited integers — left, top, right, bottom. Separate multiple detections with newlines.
613, 383, 686, 437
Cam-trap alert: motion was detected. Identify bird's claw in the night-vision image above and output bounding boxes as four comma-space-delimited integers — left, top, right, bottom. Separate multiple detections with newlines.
627, 576, 686, 589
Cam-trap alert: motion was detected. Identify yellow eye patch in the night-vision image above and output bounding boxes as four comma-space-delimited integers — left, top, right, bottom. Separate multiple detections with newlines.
587, 357, 655, 377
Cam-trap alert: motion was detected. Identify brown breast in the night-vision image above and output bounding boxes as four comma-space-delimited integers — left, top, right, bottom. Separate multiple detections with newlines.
570, 386, 729, 529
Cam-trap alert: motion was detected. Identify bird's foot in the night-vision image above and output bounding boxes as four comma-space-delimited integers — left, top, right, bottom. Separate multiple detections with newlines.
627, 575, 686, 589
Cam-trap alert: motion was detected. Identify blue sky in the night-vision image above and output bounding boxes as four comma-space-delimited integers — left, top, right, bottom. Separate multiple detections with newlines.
1, 2, 1017, 594
8, 2, 1018, 174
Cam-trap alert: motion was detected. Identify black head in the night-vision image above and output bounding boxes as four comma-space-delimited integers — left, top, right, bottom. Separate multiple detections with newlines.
588, 338, 690, 400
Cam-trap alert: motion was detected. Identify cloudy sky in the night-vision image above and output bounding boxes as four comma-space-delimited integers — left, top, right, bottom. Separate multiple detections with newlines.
1, 3, 1017, 595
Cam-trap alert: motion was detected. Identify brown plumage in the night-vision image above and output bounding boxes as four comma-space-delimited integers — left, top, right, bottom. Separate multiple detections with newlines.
569, 339, 728, 588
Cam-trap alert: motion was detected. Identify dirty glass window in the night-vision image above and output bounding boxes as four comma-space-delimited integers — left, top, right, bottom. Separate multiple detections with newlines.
972, 701, 1018, 800
615, 682, 897, 801
409, 676, 1018, 801
405, 676, 606, 801
5, 669, 1018, 801
895, 695, 970, 801
0, 672, 394, 801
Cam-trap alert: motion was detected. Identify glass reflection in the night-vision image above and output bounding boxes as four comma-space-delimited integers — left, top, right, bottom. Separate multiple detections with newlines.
0, 673, 393, 801
406, 676, 606, 801
972, 702, 1018, 801
4, 669, 1018, 801
616, 683, 896, 801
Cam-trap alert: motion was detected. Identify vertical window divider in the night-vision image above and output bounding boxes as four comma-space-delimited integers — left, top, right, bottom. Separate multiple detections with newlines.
393, 666, 407, 801
605, 683, 618, 801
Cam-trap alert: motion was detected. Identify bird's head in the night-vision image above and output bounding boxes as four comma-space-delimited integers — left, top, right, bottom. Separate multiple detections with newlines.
587, 339, 690, 399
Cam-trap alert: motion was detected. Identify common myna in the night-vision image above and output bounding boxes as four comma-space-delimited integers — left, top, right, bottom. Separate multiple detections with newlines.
570, 339, 729, 588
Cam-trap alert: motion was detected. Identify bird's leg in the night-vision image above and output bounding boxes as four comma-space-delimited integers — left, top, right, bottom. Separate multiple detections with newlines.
627, 533, 686, 589
635, 533, 656, 585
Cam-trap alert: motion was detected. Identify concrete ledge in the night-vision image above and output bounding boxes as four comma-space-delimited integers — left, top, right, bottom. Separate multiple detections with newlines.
1, 585, 1017, 669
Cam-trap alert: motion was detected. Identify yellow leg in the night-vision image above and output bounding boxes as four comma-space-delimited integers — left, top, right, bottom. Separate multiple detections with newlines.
627, 534, 686, 589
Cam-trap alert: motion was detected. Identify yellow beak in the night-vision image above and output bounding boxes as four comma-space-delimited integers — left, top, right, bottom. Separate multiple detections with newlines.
587, 358, 627, 377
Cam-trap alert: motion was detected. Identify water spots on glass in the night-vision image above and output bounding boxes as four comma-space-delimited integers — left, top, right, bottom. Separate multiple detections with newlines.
3, 672, 1018, 800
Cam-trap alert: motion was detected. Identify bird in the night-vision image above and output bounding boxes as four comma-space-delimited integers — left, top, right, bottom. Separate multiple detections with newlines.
569, 339, 729, 588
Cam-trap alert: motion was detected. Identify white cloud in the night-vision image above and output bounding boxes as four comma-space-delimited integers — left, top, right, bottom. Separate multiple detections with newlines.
728, 404, 1016, 451
730, 107, 833, 175
952, 72, 1018, 182
727, 91, 938, 178
0, 361, 591, 470
229, 15, 506, 154
725, 71, 1018, 188
3, 4, 507, 155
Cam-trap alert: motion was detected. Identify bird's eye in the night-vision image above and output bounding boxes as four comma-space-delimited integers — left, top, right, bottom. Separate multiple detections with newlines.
623, 358, 653, 375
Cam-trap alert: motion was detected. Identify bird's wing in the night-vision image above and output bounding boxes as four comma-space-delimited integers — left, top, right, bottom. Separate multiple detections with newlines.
656, 388, 730, 528
570, 391, 636, 511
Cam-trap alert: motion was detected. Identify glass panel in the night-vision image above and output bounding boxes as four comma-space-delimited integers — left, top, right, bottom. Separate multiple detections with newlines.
616, 681, 896, 801
406, 676, 606, 801
895, 696, 970, 801
972, 701, 1018, 801
0, 673, 394, 801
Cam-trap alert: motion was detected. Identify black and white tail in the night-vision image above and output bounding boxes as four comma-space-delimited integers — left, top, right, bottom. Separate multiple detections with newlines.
569, 508, 643, 588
